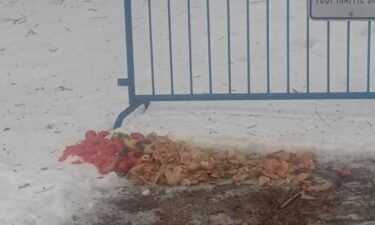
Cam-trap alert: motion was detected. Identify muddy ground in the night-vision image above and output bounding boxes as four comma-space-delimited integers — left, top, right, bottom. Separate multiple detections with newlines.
74, 159, 375, 225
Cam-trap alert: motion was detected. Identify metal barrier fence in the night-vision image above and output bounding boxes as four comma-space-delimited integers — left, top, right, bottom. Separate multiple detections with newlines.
114, 0, 375, 129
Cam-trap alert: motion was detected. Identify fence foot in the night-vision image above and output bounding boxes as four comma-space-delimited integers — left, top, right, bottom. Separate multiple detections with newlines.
144, 101, 151, 111
113, 102, 144, 129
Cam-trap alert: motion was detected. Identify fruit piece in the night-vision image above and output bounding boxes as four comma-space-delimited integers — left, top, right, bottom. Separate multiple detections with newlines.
295, 151, 316, 172
263, 158, 289, 177
59, 130, 141, 175
164, 165, 183, 185
98, 131, 110, 138
115, 157, 135, 174
124, 139, 139, 151
301, 192, 316, 200
296, 173, 310, 182
137, 154, 151, 164
58, 146, 78, 161
130, 132, 145, 141
266, 150, 295, 162
112, 132, 130, 140
258, 176, 271, 186
233, 167, 251, 184
143, 144, 153, 154
85, 130, 97, 140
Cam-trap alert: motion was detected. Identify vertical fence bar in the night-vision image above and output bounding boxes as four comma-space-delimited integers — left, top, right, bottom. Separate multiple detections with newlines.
368, 21, 372, 93
306, 0, 310, 93
286, 0, 290, 93
227, 0, 232, 94
147, 0, 155, 95
266, 0, 270, 93
124, 0, 136, 103
327, 21, 331, 93
187, 0, 193, 94
206, 0, 213, 94
346, 21, 350, 93
246, 0, 251, 93
167, 0, 174, 94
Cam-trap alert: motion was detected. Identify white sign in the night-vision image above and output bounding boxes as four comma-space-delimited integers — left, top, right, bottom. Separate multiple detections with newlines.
310, 0, 375, 19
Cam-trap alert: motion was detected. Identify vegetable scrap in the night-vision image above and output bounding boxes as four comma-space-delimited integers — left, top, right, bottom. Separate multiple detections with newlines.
58, 130, 140, 174
59, 131, 335, 197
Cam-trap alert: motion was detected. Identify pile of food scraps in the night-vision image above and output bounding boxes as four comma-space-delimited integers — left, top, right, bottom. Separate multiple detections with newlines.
59, 131, 343, 199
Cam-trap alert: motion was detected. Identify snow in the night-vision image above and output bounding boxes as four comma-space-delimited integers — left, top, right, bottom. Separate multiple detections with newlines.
0, 0, 375, 225
0, 0, 126, 224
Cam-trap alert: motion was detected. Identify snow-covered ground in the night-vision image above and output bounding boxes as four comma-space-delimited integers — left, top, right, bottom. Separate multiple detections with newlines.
0, 1, 126, 224
1, 0, 375, 225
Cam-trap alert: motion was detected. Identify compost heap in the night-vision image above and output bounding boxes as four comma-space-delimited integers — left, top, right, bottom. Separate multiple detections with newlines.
59, 131, 337, 197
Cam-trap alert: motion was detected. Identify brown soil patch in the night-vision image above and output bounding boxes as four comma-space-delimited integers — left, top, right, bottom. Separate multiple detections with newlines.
75, 160, 375, 225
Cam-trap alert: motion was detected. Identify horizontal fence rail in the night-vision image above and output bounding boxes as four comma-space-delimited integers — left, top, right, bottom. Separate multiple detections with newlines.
115, 0, 375, 129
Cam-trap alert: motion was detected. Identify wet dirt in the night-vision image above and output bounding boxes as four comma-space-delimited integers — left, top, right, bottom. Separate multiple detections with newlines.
76, 160, 375, 225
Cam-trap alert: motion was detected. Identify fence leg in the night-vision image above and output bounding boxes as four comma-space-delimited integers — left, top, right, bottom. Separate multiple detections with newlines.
113, 102, 145, 129
144, 101, 151, 111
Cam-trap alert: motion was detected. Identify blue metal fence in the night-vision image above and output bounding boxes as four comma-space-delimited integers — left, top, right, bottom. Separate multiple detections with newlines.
114, 0, 375, 129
